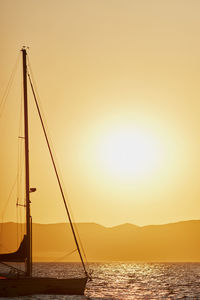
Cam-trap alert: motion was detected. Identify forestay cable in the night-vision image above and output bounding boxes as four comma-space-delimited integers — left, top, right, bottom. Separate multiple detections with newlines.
27, 65, 89, 279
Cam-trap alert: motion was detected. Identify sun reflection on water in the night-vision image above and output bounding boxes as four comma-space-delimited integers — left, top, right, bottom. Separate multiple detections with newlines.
3, 262, 200, 299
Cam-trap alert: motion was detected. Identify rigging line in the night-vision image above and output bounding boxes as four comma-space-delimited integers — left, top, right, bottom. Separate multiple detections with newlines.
27, 57, 83, 243
27, 70, 89, 279
0, 53, 20, 118
17, 85, 24, 198
0, 261, 26, 274
17, 101, 25, 210
0, 177, 17, 223
73, 224, 88, 264
0, 177, 17, 248
27, 58, 63, 174
18, 57, 25, 214
16, 203, 24, 248
17, 146, 24, 208
27, 58, 79, 233
53, 249, 78, 262
27, 57, 90, 269
16, 92, 25, 247
17, 89, 25, 231
27, 58, 73, 208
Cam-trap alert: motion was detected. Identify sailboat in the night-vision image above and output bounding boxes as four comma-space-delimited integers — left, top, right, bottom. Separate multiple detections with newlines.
0, 47, 89, 296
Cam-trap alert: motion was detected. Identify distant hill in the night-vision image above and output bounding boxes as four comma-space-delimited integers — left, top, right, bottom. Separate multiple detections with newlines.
0, 220, 200, 262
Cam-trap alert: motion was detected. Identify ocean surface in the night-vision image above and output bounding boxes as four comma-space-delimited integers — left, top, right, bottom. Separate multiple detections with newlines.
1, 262, 200, 299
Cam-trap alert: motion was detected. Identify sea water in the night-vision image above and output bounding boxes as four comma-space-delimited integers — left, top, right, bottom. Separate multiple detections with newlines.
1, 262, 200, 299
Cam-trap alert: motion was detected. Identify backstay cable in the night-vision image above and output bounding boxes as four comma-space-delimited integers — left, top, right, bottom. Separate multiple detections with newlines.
27, 68, 89, 279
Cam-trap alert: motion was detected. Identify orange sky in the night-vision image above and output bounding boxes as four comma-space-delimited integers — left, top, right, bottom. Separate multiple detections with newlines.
1, 0, 200, 227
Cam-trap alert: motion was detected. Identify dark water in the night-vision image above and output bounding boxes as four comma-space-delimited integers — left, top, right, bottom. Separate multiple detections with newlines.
1, 262, 200, 299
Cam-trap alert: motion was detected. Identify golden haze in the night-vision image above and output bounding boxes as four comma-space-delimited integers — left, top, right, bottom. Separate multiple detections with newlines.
0, 1, 200, 227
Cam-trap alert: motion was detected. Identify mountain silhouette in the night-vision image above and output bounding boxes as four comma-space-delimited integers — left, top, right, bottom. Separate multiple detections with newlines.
0, 220, 200, 262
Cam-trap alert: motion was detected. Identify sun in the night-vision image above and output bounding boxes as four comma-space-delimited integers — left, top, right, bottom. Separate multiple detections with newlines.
98, 126, 162, 180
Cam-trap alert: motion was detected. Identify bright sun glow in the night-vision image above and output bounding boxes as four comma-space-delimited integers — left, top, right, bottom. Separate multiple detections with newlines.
98, 126, 163, 180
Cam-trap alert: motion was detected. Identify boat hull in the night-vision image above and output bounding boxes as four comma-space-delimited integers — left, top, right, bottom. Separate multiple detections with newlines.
0, 276, 87, 297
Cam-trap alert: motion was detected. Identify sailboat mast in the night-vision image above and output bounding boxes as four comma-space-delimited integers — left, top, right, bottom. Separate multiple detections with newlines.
22, 48, 32, 277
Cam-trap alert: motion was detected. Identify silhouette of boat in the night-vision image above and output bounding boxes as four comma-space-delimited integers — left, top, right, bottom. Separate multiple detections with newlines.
0, 47, 89, 297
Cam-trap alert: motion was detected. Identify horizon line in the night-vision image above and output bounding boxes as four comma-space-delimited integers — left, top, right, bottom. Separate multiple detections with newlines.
1, 218, 200, 228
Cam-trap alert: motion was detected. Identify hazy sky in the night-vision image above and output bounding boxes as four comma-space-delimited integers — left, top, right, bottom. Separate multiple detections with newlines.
1, 0, 200, 226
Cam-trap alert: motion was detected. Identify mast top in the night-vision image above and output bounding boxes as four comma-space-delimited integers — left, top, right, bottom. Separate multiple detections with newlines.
21, 46, 29, 52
